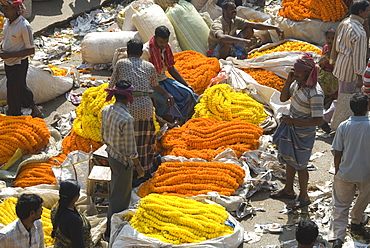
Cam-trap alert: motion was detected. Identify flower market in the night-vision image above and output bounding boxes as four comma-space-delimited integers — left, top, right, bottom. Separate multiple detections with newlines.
0, 0, 367, 247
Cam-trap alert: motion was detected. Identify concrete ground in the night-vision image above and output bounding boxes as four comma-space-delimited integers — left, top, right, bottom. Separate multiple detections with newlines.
29, 1, 337, 247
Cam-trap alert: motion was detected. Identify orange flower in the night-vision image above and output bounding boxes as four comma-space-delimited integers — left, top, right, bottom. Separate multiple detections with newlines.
241, 68, 286, 91
62, 130, 103, 154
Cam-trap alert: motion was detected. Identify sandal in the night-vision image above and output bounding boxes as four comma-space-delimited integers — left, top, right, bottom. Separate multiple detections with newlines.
270, 189, 297, 199
286, 198, 311, 209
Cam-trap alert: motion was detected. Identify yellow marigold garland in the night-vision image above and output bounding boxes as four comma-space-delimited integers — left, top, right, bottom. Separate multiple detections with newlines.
279, 0, 347, 22
14, 154, 67, 188
130, 194, 233, 245
167, 50, 220, 95
248, 41, 322, 59
0, 197, 54, 247
72, 83, 114, 141
192, 84, 266, 125
161, 118, 262, 160
240, 68, 286, 91
138, 161, 245, 197
62, 130, 103, 154
0, 115, 50, 165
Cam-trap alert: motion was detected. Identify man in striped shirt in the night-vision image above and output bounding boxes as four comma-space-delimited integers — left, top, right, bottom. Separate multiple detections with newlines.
270, 54, 324, 210
330, 1, 370, 98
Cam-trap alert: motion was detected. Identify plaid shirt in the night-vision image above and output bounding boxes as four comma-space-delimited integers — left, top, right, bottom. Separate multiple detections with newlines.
0, 219, 44, 248
101, 101, 138, 164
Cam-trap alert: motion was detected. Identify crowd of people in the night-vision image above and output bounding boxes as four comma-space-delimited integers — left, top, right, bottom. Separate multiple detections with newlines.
1, 0, 370, 247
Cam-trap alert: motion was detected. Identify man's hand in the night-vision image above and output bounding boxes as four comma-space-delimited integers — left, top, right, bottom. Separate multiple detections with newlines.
0, 51, 11, 59
286, 70, 295, 84
281, 115, 294, 124
356, 75, 363, 89
133, 159, 145, 178
275, 28, 285, 40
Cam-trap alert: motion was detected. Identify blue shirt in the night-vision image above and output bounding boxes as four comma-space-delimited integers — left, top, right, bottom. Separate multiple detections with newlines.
101, 101, 138, 164
332, 116, 370, 182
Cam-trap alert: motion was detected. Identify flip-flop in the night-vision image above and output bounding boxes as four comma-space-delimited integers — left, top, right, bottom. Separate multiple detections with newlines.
286, 198, 311, 209
270, 189, 297, 199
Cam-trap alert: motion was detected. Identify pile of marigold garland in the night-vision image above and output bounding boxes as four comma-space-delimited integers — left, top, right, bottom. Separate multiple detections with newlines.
279, 0, 347, 22
62, 130, 103, 154
0, 197, 54, 247
73, 83, 114, 142
130, 194, 233, 245
193, 84, 266, 125
248, 41, 322, 59
161, 118, 263, 160
167, 50, 220, 95
14, 154, 67, 188
0, 115, 50, 165
138, 161, 245, 197
240, 68, 286, 91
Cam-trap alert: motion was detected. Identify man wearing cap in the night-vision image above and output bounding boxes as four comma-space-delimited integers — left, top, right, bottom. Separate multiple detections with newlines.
0, 194, 44, 248
0, 0, 42, 117
270, 53, 324, 209
101, 79, 144, 239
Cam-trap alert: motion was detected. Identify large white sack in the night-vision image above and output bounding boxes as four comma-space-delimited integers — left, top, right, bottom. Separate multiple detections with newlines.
236, 6, 270, 22
166, 0, 209, 54
191, 0, 208, 11
110, 209, 244, 248
121, 0, 155, 31
199, 0, 222, 20
81, 31, 142, 64
265, 6, 339, 46
131, 4, 182, 53
0, 63, 73, 104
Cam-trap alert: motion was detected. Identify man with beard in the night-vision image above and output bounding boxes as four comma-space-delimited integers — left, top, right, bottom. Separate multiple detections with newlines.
207, 0, 284, 59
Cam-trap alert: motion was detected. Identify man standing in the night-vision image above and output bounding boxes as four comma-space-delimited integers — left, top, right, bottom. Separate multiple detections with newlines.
329, 1, 370, 127
270, 54, 324, 209
0, 194, 44, 248
109, 39, 169, 185
328, 93, 370, 248
101, 79, 144, 239
208, 0, 284, 59
0, 0, 42, 117
141, 25, 198, 124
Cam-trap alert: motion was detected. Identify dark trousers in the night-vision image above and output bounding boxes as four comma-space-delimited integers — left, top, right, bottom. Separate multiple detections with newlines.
106, 155, 133, 237
5, 59, 35, 116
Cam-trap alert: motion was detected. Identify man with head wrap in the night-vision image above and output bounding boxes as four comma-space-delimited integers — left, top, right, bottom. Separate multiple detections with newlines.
101, 79, 145, 240
0, 0, 42, 117
270, 53, 324, 209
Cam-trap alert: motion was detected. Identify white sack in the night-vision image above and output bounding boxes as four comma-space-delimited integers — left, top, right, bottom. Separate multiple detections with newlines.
131, 4, 182, 53
81, 31, 142, 64
236, 6, 270, 22
199, 0, 222, 20
0, 63, 73, 104
191, 0, 208, 11
331, 93, 354, 130
166, 0, 209, 54
121, 0, 155, 31
110, 209, 244, 248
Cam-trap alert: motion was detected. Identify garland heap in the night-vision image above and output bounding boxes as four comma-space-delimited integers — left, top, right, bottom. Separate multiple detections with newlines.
130, 194, 233, 245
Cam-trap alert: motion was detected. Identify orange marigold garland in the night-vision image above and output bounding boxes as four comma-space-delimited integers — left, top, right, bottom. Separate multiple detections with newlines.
240, 68, 286, 91
278, 0, 348, 22
62, 130, 103, 154
14, 154, 67, 188
138, 161, 246, 197
248, 41, 322, 59
167, 50, 220, 95
161, 118, 263, 160
0, 115, 50, 165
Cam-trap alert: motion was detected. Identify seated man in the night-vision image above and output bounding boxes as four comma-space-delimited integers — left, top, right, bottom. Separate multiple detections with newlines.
208, 0, 284, 59
0, 194, 44, 248
141, 25, 198, 124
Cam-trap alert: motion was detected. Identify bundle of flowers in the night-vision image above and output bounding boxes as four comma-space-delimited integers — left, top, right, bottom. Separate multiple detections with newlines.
47, 64, 68, 76
240, 68, 286, 91
62, 130, 103, 154
161, 118, 263, 160
0, 197, 54, 247
248, 41, 322, 59
167, 50, 220, 95
138, 161, 245, 197
72, 83, 114, 141
193, 84, 266, 125
13, 154, 67, 188
0, 115, 50, 165
130, 194, 233, 244
279, 0, 347, 22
